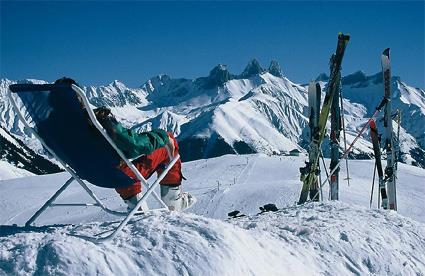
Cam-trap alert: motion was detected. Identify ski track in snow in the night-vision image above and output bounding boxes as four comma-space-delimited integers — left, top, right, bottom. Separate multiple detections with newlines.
0, 154, 425, 275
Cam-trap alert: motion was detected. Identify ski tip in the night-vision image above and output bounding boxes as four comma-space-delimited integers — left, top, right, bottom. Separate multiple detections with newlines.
383, 48, 390, 57
315, 82, 321, 91
338, 32, 350, 41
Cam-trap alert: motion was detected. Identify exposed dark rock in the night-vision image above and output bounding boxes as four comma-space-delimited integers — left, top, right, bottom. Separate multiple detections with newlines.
0, 127, 62, 174
268, 60, 283, 77
341, 71, 367, 85
195, 64, 234, 89
239, 59, 266, 79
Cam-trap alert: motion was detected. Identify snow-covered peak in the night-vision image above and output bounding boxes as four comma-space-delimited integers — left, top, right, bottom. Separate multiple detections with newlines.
194, 64, 233, 89
142, 74, 172, 94
85, 80, 147, 107
239, 58, 266, 78
109, 79, 127, 90
341, 70, 368, 85
268, 60, 283, 77
398, 81, 425, 112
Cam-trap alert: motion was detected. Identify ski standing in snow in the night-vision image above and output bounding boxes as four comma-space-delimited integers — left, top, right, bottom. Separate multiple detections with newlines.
298, 33, 350, 204
381, 48, 398, 211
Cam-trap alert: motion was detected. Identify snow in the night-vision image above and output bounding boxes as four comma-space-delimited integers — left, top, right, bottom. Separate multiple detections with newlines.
399, 82, 425, 112
1, 154, 424, 275
0, 160, 34, 180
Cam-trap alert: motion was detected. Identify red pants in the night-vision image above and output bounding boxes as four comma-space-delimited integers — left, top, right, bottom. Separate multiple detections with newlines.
115, 133, 182, 199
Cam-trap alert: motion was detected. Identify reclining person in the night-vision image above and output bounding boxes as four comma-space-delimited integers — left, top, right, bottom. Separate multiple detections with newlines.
54, 77, 195, 212
93, 107, 196, 212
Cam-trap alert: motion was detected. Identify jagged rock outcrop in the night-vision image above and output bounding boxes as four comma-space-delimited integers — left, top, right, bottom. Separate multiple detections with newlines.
268, 60, 283, 77
195, 64, 233, 89
239, 59, 266, 78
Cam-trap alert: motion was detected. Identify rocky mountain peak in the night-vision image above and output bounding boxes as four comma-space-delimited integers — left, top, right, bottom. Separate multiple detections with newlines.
208, 64, 232, 83
240, 59, 265, 78
268, 60, 283, 77
195, 64, 233, 89
341, 70, 368, 85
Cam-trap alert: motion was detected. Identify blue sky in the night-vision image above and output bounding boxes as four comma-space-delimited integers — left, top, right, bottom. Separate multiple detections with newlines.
1, 1, 424, 88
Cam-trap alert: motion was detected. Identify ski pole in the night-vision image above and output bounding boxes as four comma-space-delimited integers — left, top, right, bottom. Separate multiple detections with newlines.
377, 180, 381, 209
318, 165, 324, 201
340, 89, 351, 185
309, 97, 388, 202
320, 151, 331, 184
320, 152, 331, 199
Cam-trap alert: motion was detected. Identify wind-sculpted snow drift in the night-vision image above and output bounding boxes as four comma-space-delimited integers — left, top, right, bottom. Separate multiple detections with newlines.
1, 154, 425, 275
1, 203, 424, 275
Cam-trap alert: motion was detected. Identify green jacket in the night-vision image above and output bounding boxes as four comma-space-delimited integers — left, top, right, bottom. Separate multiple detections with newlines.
109, 123, 169, 159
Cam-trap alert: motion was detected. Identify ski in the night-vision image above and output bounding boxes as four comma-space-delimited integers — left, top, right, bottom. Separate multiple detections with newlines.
303, 81, 322, 201
339, 88, 351, 185
382, 48, 397, 211
369, 119, 388, 209
309, 97, 388, 202
298, 33, 350, 205
330, 76, 342, 200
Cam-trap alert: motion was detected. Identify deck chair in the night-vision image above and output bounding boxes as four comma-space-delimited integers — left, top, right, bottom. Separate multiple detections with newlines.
8, 82, 179, 242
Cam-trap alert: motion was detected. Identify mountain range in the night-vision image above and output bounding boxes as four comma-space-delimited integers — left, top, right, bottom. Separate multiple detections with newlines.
1, 59, 424, 176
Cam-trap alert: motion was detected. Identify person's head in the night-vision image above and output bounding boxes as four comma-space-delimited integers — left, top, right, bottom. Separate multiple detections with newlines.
53, 77, 87, 109
54, 77, 79, 87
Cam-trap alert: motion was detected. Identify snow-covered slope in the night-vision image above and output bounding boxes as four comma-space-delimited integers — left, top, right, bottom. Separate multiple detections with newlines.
1, 203, 424, 275
1, 60, 424, 168
0, 160, 33, 180
0, 154, 424, 275
0, 126, 62, 178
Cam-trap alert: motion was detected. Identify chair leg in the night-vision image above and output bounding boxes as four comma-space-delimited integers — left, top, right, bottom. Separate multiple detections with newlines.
93, 155, 181, 242
25, 177, 75, 227
91, 175, 170, 242
73, 176, 128, 216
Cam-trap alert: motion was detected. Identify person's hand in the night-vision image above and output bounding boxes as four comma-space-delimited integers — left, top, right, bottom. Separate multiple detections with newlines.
93, 106, 117, 134
94, 106, 111, 123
